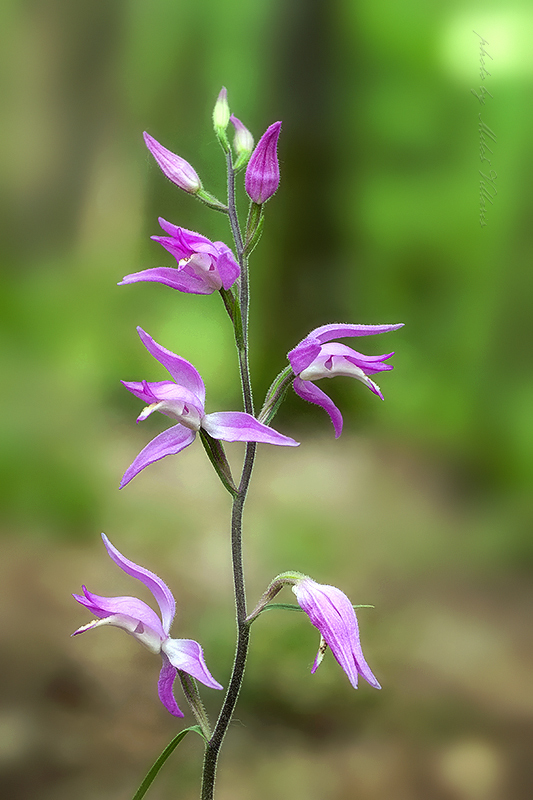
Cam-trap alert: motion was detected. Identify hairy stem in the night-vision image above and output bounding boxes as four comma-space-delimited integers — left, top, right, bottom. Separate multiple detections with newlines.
200, 153, 256, 800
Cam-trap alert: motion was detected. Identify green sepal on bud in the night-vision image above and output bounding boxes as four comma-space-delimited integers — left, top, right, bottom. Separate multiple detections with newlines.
213, 87, 230, 153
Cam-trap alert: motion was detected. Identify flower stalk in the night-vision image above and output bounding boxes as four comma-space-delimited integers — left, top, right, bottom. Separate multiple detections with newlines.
177, 671, 212, 741
200, 147, 258, 800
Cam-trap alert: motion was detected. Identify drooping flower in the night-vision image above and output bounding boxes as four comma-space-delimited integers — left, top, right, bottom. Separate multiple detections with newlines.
292, 576, 381, 690
72, 534, 223, 717
143, 132, 202, 194
119, 219, 240, 295
245, 121, 281, 203
120, 327, 299, 488
288, 322, 404, 437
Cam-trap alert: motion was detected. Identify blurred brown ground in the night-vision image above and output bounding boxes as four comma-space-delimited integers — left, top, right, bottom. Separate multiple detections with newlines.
1, 436, 531, 800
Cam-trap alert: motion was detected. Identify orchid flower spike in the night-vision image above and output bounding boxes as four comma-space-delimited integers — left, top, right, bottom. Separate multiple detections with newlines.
72, 534, 222, 716
291, 575, 381, 690
288, 322, 404, 437
120, 327, 299, 488
119, 219, 240, 295
143, 132, 202, 195
245, 121, 281, 203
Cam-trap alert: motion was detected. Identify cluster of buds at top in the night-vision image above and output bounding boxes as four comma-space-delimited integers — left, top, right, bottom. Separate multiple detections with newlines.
212, 87, 281, 203
143, 88, 281, 221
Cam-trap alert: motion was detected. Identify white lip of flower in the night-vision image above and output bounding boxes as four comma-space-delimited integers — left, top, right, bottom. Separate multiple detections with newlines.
178, 253, 222, 291
299, 356, 381, 393
77, 614, 163, 654
138, 400, 202, 431
300, 356, 365, 381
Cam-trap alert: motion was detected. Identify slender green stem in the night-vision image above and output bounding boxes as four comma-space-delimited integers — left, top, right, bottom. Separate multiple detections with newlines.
225, 152, 245, 260
178, 671, 212, 741
200, 151, 257, 800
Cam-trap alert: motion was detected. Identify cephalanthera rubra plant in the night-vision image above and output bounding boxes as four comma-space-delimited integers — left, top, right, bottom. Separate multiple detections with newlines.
72, 87, 403, 800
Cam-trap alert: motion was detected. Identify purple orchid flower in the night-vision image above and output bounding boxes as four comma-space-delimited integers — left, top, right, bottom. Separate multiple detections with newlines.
143, 132, 202, 194
292, 576, 381, 690
288, 322, 404, 437
119, 219, 240, 295
245, 121, 281, 203
72, 534, 222, 717
120, 327, 298, 488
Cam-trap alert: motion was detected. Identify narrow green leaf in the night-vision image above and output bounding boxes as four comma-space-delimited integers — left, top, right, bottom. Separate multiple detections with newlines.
131, 725, 206, 800
252, 602, 374, 621
261, 602, 304, 613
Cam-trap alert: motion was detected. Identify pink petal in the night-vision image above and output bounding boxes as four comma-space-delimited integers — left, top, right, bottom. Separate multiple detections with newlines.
121, 380, 204, 416
319, 343, 395, 374
101, 535, 176, 635
162, 639, 223, 690
74, 585, 167, 640
214, 245, 240, 289
158, 654, 185, 717
202, 412, 299, 446
120, 379, 174, 405
136, 328, 206, 405
310, 322, 404, 344
292, 377, 343, 437
119, 425, 196, 489
157, 220, 216, 254
119, 267, 215, 295
287, 338, 322, 374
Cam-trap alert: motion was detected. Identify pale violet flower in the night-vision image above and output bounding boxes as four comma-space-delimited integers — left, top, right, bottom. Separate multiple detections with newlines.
120, 327, 299, 488
288, 322, 403, 436
292, 576, 381, 690
119, 220, 240, 295
72, 534, 222, 717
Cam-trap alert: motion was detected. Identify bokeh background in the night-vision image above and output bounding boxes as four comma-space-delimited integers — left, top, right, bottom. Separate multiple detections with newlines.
1, 0, 532, 798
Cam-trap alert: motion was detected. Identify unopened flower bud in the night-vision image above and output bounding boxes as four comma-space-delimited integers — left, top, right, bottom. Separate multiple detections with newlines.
213, 87, 230, 133
230, 115, 254, 170
143, 132, 202, 194
245, 121, 281, 203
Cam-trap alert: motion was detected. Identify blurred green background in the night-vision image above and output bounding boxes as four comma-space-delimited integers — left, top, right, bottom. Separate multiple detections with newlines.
1, 0, 532, 798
